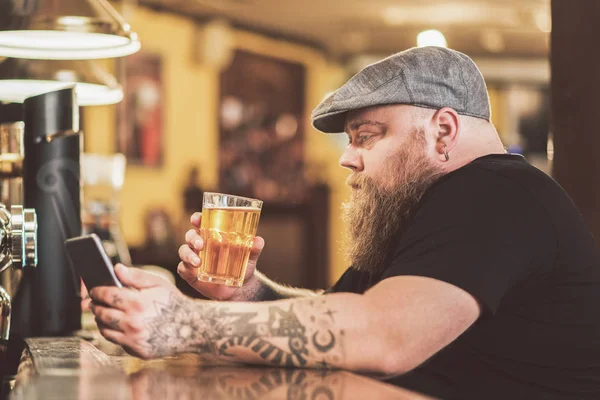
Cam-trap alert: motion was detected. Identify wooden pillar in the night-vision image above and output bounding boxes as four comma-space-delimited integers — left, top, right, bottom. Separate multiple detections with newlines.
551, 0, 600, 245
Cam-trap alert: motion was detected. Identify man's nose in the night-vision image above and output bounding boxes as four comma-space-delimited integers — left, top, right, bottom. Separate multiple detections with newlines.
339, 145, 364, 172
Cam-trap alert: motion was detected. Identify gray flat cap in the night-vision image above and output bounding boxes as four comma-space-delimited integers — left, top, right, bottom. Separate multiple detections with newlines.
311, 46, 491, 133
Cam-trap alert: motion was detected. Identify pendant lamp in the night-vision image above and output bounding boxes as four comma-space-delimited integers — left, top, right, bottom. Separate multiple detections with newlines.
0, 0, 140, 60
0, 57, 123, 106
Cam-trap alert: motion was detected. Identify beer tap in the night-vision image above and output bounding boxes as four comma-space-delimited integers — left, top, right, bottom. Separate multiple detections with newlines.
0, 102, 39, 348
0, 205, 37, 344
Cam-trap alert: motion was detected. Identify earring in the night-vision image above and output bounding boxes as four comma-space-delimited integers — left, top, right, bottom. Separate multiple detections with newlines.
444, 146, 450, 162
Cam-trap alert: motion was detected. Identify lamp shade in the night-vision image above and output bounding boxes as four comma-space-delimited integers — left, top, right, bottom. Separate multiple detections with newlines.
0, 0, 140, 60
0, 58, 123, 106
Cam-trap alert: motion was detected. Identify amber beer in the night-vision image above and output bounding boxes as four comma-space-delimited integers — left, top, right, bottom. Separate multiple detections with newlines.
198, 193, 262, 287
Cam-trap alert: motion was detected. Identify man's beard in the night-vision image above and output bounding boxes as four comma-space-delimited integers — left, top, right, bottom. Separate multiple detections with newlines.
341, 129, 445, 275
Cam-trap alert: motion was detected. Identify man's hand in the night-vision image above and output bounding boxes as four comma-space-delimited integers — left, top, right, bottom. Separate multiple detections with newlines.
81, 279, 91, 312
89, 264, 191, 359
177, 212, 265, 301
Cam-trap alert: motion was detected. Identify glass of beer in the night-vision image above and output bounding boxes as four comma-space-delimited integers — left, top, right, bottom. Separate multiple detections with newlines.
197, 192, 262, 287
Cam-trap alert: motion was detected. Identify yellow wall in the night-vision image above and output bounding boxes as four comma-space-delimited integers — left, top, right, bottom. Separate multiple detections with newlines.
487, 84, 506, 139
84, 6, 350, 285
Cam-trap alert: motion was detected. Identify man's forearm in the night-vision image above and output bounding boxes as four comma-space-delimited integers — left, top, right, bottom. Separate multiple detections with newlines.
140, 292, 385, 373
232, 270, 322, 302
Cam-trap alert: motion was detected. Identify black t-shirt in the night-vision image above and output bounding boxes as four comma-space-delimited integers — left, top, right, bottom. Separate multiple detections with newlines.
328, 154, 600, 400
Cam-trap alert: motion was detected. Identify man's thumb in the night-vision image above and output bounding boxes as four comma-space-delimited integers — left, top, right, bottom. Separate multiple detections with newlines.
114, 264, 167, 289
248, 236, 265, 265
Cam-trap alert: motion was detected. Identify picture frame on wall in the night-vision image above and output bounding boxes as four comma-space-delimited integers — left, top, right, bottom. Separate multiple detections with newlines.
116, 52, 164, 167
219, 50, 306, 204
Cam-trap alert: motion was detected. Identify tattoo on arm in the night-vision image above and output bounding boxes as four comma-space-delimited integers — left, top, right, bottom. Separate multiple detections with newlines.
141, 294, 344, 367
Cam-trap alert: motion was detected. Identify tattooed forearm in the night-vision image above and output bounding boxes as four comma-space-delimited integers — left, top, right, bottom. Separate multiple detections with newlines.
141, 294, 345, 368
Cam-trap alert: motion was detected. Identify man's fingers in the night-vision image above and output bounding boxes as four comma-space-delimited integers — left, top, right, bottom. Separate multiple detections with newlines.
81, 297, 92, 312
89, 286, 137, 311
178, 244, 201, 267
177, 262, 199, 285
91, 304, 127, 332
190, 212, 202, 228
184, 230, 204, 251
98, 326, 126, 346
114, 264, 168, 289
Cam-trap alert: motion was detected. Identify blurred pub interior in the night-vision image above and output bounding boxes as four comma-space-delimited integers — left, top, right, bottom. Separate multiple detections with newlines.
57, 0, 551, 290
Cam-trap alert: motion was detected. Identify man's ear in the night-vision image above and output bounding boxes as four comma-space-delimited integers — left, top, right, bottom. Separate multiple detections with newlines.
432, 107, 460, 161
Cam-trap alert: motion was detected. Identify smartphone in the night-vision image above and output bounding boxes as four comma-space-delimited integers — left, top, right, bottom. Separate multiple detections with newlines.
65, 234, 123, 291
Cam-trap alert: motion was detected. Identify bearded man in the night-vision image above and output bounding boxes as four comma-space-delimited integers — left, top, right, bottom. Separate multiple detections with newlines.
89, 47, 600, 399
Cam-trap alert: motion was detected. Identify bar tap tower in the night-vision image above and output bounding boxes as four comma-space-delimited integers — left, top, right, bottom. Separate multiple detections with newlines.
0, 103, 38, 352
10, 87, 82, 337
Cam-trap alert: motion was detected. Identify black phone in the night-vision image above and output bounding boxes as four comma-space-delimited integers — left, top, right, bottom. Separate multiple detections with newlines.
65, 233, 123, 291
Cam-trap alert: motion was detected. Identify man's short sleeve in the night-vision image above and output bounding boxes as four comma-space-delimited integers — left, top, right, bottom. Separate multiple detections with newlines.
382, 167, 557, 315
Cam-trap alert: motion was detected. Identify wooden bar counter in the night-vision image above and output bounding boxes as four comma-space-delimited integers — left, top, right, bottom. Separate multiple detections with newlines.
7, 334, 434, 399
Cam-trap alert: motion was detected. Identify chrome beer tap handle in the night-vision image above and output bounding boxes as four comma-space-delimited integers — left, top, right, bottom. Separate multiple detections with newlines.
0, 204, 37, 343
0, 205, 38, 274
10, 206, 38, 269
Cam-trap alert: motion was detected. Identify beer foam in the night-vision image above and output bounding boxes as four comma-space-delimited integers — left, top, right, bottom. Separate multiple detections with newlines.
203, 206, 261, 211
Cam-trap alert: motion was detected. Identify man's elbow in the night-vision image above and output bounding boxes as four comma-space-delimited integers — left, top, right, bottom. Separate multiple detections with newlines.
362, 339, 420, 376
342, 334, 415, 375
376, 352, 417, 376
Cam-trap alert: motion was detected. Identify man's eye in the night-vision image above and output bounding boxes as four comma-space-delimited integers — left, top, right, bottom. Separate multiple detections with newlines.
358, 135, 373, 144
